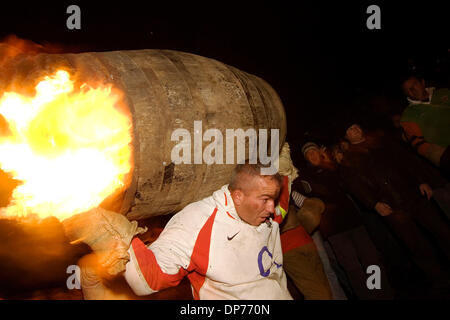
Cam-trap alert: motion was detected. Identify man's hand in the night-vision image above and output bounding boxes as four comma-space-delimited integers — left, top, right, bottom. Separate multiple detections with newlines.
98, 239, 131, 277
419, 183, 433, 200
374, 202, 393, 216
62, 207, 147, 277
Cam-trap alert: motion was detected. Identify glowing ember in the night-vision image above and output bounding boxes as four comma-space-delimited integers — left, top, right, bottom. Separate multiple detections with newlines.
0, 70, 132, 220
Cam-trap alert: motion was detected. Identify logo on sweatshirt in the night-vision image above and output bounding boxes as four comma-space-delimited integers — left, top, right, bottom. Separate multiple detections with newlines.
258, 246, 282, 277
227, 231, 240, 241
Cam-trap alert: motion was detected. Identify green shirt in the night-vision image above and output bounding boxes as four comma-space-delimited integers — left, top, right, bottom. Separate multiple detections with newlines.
401, 88, 450, 147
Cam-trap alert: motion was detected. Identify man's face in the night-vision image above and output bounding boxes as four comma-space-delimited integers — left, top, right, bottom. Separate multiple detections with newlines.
305, 148, 321, 166
339, 141, 350, 151
333, 150, 344, 164
345, 124, 364, 144
403, 77, 429, 101
234, 176, 280, 226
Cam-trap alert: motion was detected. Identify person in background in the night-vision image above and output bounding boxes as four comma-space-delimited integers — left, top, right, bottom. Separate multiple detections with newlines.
332, 144, 430, 297
275, 142, 333, 300
297, 142, 394, 299
339, 122, 450, 292
400, 75, 450, 176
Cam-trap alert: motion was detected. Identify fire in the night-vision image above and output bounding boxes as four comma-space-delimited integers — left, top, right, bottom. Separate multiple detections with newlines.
0, 70, 132, 220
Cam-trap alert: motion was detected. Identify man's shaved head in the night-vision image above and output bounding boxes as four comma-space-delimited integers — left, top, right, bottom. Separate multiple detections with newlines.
229, 163, 282, 193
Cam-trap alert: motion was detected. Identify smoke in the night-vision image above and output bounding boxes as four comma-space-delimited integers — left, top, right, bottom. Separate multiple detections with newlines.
0, 35, 85, 96
0, 34, 69, 65
0, 216, 90, 298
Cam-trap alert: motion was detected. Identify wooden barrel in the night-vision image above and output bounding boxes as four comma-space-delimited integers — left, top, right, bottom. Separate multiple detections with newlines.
0, 50, 286, 220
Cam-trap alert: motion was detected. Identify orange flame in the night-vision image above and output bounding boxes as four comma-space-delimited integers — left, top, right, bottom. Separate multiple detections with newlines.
0, 70, 132, 220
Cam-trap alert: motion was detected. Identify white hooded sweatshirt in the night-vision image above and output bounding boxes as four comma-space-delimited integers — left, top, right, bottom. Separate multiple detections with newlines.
125, 184, 292, 300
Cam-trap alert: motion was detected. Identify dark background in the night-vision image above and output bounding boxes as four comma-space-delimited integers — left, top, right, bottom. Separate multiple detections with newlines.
0, 1, 449, 151
0, 0, 448, 299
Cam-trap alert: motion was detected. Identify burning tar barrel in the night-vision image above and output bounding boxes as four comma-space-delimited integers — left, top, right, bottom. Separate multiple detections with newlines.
0, 49, 286, 221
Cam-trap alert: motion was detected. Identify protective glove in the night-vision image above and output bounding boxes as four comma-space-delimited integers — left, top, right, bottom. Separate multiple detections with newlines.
62, 207, 147, 276
278, 142, 299, 183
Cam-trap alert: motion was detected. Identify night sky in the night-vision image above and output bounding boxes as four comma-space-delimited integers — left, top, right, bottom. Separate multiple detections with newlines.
1, 1, 449, 151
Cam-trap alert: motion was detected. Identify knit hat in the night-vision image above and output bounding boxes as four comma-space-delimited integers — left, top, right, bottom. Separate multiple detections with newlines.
301, 142, 320, 158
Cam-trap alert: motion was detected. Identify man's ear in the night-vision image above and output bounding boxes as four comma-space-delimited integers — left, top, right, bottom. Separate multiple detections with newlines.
231, 189, 244, 206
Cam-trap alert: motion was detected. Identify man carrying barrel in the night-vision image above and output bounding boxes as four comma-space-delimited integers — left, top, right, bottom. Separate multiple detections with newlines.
125, 164, 292, 299
122, 162, 292, 299
68, 162, 293, 300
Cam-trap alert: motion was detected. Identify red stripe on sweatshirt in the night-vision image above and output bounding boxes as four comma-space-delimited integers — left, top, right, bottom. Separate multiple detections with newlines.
130, 208, 218, 299
130, 237, 188, 291
187, 208, 218, 299
226, 211, 236, 220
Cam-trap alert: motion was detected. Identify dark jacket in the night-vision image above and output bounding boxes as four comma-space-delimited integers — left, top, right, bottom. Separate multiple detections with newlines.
340, 133, 446, 212
293, 167, 362, 239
